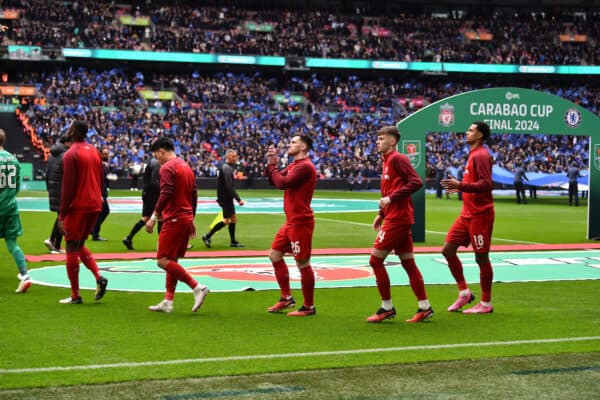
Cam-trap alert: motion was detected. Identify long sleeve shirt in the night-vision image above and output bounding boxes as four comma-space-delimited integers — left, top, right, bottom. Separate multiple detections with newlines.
267, 157, 316, 224
459, 145, 494, 218
379, 150, 423, 224
154, 157, 197, 221
217, 162, 241, 202
59, 141, 103, 218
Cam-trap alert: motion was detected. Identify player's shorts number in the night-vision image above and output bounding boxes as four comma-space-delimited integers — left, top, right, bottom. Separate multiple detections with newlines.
377, 230, 385, 243
0, 164, 17, 189
291, 241, 301, 256
473, 234, 485, 250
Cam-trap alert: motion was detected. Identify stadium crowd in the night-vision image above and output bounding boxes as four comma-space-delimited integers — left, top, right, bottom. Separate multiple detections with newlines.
427, 132, 589, 178
1, 0, 599, 65
10, 66, 597, 181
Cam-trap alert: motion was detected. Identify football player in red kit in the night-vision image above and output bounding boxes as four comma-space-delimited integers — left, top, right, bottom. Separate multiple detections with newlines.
265, 134, 317, 316
441, 121, 495, 314
366, 126, 433, 323
58, 120, 108, 304
145, 137, 209, 313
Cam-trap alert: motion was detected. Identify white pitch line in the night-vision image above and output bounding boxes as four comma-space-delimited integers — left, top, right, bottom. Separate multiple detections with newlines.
426, 230, 544, 245
315, 217, 373, 227
315, 218, 545, 246
1, 336, 598, 375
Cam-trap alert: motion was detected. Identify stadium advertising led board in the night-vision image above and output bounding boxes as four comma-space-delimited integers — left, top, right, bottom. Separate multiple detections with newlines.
62, 48, 285, 66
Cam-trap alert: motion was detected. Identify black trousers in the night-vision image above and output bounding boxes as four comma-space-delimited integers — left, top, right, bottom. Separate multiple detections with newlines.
515, 182, 526, 203
92, 197, 110, 238
568, 182, 579, 206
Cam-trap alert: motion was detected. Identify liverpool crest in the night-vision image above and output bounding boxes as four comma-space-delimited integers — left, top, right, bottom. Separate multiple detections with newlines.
438, 103, 455, 127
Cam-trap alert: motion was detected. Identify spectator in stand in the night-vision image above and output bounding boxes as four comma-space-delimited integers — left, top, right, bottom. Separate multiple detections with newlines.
9, 66, 596, 183
130, 160, 143, 191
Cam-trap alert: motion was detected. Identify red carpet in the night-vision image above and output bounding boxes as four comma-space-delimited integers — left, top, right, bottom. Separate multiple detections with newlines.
26, 242, 600, 262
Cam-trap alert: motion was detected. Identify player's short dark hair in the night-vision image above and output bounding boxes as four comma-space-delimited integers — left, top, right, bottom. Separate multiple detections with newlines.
377, 126, 400, 142
69, 120, 88, 141
150, 137, 174, 152
473, 121, 490, 142
298, 133, 313, 151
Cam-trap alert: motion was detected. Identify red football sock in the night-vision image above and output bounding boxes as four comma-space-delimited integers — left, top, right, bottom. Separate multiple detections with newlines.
66, 252, 80, 299
369, 255, 391, 301
445, 254, 468, 291
478, 260, 493, 302
165, 260, 197, 289
401, 258, 427, 301
165, 272, 177, 301
79, 246, 101, 281
299, 265, 315, 308
272, 259, 291, 298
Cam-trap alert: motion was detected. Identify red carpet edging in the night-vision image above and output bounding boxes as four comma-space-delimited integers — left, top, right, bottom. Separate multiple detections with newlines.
25, 242, 600, 262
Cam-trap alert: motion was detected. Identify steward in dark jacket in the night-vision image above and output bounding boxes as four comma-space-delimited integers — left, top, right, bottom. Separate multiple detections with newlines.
46, 141, 68, 212
44, 136, 70, 253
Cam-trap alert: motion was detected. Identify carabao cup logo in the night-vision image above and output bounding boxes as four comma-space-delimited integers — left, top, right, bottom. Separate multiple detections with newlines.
403, 141, 421, 168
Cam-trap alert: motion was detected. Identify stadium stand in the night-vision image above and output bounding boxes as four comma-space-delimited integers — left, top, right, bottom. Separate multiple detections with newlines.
0, 0, 598, 188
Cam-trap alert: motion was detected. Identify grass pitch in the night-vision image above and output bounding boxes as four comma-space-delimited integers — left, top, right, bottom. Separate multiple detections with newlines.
0, 189, 598, 398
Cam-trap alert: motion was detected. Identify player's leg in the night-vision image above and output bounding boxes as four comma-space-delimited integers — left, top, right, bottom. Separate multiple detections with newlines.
463, 213, 494, 314
91, 199, 109, 240
267, 224, 295, 312
286, 222, 316, 317
62, 238, 83, 303
47, 215, 61, 252
152, 220, 208, 312
443, 216, 474, 311
365, 221, 396, 322
2, 214, 31, 293
6, 238, 32, 293
79, 212, 108, 300
202, 202, 232, 246
396, 226, 433, 322
125, 194, 157, 250
399, 253, 433, 322
228, 213, 244, 247
123, 217, 146, 250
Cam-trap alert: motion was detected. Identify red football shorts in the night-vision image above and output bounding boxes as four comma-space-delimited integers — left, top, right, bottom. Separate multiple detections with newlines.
373, 222, 414, 254
63, 211, 101, 242
446, 211, 495, 253
271, 221, 314, 261
157, 216, 194, 260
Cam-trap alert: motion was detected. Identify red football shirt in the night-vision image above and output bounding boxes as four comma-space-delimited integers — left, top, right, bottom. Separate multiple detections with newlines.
267, 157, 316, 224
379, 150, 423, 224
154, 157, 197, 221
459, 145, 494, 218
59, 141, 103, 218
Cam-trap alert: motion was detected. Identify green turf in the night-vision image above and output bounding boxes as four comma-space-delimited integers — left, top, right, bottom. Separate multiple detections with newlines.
0, 189, 598, 393
2, 353, 599, 400
1, 280, 599, 389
